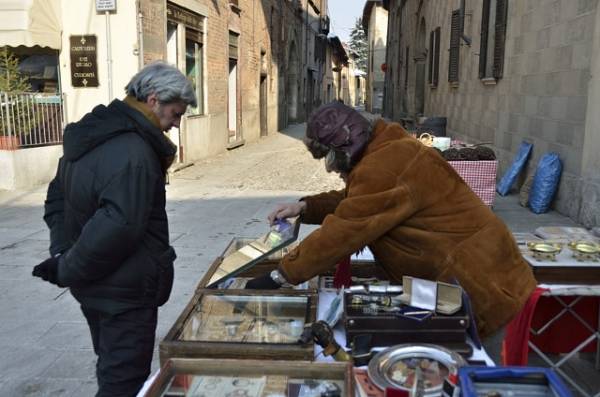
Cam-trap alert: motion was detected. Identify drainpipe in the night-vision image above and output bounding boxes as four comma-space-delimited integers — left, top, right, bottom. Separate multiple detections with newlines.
105, 11, 113, 101
136, 1, 144, 70
460, 0, 472, 46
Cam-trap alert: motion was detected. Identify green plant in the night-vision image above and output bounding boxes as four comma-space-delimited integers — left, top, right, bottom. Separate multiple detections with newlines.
0, 46, 35, 138
0, 47, 31, 92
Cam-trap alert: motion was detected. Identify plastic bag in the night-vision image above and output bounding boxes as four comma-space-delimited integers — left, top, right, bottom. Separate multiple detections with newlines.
528, 153, 562, 214
497, 142, 533, 196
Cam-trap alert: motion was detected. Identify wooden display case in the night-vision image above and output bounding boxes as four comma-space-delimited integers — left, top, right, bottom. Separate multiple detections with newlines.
143, 358, 354, 397
160, 289, 317, 364
343, 285, 472, 357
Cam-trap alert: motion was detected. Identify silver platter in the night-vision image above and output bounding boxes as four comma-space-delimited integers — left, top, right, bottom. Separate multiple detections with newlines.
368, 344, 466, 395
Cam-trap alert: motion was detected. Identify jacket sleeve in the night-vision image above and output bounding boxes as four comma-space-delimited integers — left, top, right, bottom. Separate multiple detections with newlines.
44, 158, 70, 257
57, 164, 159, 286
300, 189, 345, 224
279, 165, 418, 284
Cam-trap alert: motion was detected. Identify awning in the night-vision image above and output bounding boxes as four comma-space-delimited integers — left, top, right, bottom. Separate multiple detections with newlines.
0, 0, 62, 50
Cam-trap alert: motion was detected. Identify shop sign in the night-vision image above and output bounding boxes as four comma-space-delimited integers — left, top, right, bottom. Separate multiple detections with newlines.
70, 35, 99, 88
96, 0, 117, 12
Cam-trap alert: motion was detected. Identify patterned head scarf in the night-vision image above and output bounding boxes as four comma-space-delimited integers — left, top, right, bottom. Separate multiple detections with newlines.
306, 102, 372, 167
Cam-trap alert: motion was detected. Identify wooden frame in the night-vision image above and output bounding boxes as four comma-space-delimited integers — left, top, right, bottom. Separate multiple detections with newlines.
160, 289, 317, 364
144, 358, 354, 397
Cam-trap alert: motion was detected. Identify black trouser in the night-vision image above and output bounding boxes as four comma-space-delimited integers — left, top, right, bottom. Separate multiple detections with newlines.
81, 305, 157, 397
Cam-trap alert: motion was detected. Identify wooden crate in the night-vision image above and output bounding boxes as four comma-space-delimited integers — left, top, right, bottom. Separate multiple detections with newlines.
143, 358, 354, 397
160, 289, 317, 364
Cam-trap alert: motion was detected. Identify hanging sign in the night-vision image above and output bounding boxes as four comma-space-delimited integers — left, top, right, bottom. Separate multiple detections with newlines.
70, 35, 99, 88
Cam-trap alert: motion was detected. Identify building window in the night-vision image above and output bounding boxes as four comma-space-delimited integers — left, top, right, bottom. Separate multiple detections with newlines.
186, 29, 203, 115
428, 27, 440, 87
167, 2, 205, 115
2, 47, 60, 93
479, 0, 508, 80
448, 10, 461, 83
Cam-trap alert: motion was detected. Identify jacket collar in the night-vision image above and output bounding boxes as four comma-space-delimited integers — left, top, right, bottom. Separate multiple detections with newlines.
123, 95, 163, 130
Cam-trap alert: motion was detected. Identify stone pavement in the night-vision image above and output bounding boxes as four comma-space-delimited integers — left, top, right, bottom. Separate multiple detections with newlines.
0, 121, 582, 396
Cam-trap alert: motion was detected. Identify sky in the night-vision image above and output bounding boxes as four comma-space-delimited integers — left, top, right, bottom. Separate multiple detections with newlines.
327, 0, 367, 44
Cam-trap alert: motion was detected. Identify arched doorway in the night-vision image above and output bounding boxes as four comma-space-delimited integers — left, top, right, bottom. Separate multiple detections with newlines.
287, 41, 299, 122
415, 18, 427, 116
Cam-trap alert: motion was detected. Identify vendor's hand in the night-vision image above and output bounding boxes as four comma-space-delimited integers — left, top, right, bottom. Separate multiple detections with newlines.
267, 202, 306, 224
32, 256, 64, 287
245, 274, 281, 290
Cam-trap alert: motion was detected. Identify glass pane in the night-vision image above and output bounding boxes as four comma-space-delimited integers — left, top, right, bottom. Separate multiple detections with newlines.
179, 294, 309, 343
185, 39, 199, 115
196, 43, 203, 115
159, 374, 344, 397
206, 218, 299, 287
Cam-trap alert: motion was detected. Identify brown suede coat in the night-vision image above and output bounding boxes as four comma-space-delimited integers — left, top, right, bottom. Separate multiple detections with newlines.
279, 120, 537, 337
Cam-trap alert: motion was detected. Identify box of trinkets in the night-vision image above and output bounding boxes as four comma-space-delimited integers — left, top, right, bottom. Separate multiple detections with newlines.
160, 289, 318, 365
144, 358, 353, 397
343, 285, 472, 356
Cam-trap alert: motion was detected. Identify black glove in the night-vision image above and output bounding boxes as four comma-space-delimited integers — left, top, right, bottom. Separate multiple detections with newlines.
245, 274, 281, 290
32, 256, 64, 287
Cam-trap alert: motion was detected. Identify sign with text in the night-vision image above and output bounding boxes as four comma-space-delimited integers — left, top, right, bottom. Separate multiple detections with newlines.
96, 0, 116, 12
70, 35, 99, 88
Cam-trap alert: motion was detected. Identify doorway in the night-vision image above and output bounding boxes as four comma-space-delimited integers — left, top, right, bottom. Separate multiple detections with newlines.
228, 58, 238, 142
260, 74, 268, 137
287, 41, 298, 122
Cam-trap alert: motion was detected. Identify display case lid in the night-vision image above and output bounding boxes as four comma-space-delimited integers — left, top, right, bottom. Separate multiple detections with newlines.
206, 218, 300, 288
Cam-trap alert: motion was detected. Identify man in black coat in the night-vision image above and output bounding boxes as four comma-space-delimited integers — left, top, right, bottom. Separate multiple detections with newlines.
32, 62, 197, 397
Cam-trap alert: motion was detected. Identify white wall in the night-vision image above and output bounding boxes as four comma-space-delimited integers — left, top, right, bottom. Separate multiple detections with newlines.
59, 1, 140, 124
0, 146, 63, 190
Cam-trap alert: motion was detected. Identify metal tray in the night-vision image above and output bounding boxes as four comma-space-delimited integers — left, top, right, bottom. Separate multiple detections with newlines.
368, 344, 466, 396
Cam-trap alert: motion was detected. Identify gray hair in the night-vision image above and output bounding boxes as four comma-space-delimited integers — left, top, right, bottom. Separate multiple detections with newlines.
125, 61, 197, 107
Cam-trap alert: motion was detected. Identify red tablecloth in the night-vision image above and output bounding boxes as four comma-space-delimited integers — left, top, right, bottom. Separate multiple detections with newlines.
504, 288, 599, 365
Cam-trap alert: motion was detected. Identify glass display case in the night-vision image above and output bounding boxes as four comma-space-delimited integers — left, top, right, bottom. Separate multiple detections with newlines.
143, 358, 353, 397
179, 294, 309, 344
160, 290, 317, 364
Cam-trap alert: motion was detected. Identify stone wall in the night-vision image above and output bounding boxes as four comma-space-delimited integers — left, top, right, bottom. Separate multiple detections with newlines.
383, 0, 599, 227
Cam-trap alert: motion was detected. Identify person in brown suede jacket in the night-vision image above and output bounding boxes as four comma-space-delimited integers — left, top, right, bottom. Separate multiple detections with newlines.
246, 102, 537, 360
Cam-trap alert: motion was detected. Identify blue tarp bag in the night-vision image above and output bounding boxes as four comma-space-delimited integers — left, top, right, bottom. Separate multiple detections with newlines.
529, 153, 562, 214
497, 142, 533, 196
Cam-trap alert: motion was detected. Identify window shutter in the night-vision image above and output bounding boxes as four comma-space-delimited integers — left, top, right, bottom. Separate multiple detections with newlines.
493, 0, 508, 79
479, 0, 490, 79
448, 10, 460, 83
229, 32, 239, 60
429, 30, 434, 84
404, 46, 409, 88
434, 27, 440, 86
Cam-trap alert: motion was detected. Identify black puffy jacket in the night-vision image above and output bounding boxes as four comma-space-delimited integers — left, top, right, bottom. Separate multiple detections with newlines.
44, 99, 177, 313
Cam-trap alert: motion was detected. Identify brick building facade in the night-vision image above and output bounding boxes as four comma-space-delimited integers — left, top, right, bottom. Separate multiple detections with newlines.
139, 0, 331, 164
